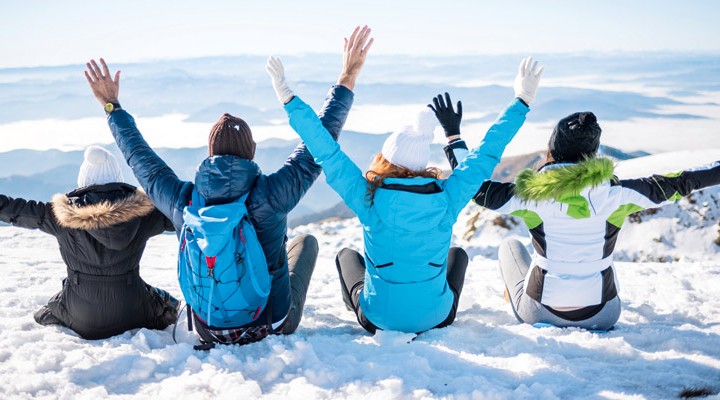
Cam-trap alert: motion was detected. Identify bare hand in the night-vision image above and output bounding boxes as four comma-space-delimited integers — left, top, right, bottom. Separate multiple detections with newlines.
84, 58, 120, 105
337, 25, 374, 91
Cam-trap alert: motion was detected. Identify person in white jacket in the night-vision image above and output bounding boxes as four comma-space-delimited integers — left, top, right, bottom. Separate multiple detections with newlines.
444, 111, 720, 331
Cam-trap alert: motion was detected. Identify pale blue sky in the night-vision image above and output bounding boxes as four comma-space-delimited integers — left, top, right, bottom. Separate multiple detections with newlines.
1, 0, 719, 68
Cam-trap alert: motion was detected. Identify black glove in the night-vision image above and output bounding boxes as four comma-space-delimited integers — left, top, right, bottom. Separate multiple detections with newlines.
428, 92, 462, 137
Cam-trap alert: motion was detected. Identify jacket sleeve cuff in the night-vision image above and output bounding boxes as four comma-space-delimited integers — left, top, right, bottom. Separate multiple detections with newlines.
514, 97, 530, 109
283, 96, 306, 114
328, 84, 355, 103
444, 139, 468, 152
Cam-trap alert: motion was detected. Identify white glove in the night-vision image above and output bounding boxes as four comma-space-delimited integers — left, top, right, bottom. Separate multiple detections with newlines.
513, 56, 544, 104
265, 56, 294, 104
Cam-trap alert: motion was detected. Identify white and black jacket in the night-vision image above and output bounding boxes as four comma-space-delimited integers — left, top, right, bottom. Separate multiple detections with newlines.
446, 140, 720, 308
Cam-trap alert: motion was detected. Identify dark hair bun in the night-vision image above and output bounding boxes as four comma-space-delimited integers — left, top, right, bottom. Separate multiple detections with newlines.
578, 112, 597, 126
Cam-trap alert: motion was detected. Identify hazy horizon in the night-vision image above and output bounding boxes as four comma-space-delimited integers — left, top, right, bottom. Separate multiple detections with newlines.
3, 1, 720, 68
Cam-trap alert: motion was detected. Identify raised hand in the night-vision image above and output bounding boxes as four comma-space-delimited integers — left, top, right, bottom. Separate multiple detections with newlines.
265, 56, 295, 104
428, 92, 462, 139
337, 25, 374, 91
513, 56, 544, 105
84, 58, 120, 106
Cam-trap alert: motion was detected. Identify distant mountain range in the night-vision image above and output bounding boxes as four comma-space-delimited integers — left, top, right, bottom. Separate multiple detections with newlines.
0, 53, 717, 126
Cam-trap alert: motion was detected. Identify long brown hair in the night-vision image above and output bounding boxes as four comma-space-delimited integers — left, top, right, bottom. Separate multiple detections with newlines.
364, 153, 442, 203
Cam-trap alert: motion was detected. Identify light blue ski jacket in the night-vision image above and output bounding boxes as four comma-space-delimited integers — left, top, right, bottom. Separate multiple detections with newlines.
284, 96, 528, 332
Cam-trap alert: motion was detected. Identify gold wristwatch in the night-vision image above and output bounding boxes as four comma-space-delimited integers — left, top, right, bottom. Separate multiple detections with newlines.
104, 102, 122, 115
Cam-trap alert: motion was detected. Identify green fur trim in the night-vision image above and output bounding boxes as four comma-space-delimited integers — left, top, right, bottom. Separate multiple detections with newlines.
514, 157, 615, 201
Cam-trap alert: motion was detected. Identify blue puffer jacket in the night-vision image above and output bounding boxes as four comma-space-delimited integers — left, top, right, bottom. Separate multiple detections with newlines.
284, 96, 528, 332
108, 85, 354, 324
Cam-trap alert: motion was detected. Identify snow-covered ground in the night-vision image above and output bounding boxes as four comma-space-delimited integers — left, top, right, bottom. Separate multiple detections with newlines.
0, 152, 719, 399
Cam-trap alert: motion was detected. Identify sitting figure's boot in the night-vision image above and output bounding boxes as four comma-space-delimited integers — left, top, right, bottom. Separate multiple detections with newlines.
148, 285, 181, 329
34, 305, 63, 326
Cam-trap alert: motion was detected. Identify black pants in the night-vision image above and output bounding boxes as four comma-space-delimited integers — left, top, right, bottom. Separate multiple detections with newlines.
34, 281, 179, 340
335, 247, 469, 334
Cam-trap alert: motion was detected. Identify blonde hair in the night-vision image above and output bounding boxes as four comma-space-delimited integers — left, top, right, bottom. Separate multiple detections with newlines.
364, 153, 442, 203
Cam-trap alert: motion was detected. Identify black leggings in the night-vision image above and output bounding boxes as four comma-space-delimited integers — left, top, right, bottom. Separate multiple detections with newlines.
335, 247, 469, 334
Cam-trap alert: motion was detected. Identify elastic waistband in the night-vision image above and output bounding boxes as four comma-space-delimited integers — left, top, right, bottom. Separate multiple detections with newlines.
533, 255, 613, 275
69, 270, 140, 285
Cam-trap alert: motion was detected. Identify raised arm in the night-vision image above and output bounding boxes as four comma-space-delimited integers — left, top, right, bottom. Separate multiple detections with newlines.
0, 195, 60, 236
437, 57, 543, 218
262, 26, 373, 214
283, 96, 371, 221
616, 161, 720, 209
441, 99, 528, 216
84, 58, 191, 230
442, 138, 519, 210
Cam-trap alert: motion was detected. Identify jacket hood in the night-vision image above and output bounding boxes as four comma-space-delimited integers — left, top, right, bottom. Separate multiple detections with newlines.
52, 183, 155, 250
514, 157, 615, 201
194, 155, 260, 205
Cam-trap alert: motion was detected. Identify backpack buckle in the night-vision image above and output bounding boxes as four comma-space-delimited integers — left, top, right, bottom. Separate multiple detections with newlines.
206, 256, 217, 278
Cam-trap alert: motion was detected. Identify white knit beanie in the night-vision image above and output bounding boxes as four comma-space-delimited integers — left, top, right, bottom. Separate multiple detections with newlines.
381, 109, 437, 171
77, 146, 124, 187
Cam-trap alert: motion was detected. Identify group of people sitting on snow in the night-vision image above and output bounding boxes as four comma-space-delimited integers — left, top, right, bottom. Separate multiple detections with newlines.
1, 26, 718, 347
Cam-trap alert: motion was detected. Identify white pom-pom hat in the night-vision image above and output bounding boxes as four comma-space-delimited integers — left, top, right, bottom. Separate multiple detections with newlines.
381, 108, 437, 171
77, 146, 124, 188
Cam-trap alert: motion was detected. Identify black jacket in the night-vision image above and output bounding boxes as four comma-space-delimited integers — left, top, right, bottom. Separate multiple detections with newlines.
0, 182, 174, 339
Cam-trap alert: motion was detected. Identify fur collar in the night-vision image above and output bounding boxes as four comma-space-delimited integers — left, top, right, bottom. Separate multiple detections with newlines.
514, 157, 615, 201
51, 189, 155, 230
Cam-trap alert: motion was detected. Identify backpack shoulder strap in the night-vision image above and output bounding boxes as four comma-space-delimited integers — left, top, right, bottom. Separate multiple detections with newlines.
190, 188, 204, 208
236, 192, 250, 206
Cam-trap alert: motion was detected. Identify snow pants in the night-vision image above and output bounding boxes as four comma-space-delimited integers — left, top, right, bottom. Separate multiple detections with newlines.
34, 280, 179, 340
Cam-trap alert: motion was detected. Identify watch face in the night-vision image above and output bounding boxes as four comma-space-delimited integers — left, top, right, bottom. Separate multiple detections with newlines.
104, 103, 114, 113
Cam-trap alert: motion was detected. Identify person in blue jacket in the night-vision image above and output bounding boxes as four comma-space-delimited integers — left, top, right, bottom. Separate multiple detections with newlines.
83, 26, 374, 343
268, 56, 545, 333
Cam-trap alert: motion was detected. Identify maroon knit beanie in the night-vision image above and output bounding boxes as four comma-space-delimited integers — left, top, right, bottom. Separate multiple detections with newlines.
208, 113, 256, 159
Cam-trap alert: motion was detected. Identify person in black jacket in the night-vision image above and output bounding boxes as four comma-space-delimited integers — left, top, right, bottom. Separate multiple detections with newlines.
84, 26, 373, 344
0, 146, 179, 340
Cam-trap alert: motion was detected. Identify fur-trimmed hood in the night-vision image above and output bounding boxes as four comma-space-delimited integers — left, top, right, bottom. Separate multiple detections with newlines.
52, 183, 156, 250
514, 157, 615, 201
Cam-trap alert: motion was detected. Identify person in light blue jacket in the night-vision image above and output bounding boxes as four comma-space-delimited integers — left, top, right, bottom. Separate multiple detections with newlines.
267, 55, 545, 334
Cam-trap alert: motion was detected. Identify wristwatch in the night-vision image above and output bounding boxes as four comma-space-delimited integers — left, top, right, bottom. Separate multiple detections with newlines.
104, 102, 122, 115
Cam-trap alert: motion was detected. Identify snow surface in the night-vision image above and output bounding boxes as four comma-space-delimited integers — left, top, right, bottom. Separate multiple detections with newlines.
1, 152, 719, 399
